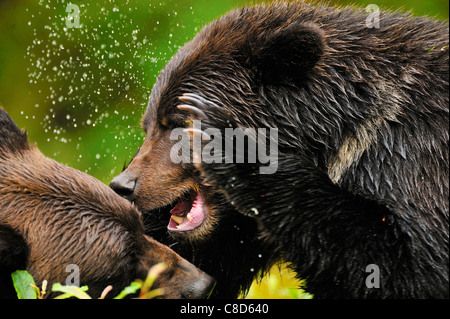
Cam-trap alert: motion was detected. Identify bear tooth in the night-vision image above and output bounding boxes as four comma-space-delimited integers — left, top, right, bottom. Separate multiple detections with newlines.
171, 215, 184, 225
250, 207, 259, 216
187, 214, 194, 222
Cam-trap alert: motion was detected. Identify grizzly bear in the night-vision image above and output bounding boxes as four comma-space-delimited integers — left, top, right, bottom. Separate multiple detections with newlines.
110, 2, 449, 298
0, 107, 215, 299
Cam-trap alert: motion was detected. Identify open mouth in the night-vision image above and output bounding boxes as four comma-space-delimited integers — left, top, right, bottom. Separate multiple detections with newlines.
168, 191, 206, 232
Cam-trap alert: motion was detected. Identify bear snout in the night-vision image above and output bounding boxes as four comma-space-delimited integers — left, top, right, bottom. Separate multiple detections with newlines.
110, 172, 137, 199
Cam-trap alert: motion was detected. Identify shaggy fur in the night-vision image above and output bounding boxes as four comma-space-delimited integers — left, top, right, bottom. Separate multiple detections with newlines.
111, 2, 448, 298
0, 107, 214, 299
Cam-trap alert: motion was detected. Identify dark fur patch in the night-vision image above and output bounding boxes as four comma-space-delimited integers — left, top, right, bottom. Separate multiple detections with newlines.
112, 2, 448, 298
0, 108, 214, 299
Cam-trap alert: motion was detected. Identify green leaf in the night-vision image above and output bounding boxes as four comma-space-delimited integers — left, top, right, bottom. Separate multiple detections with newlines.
140, 262, 167, 297
52, 283, 92, 299
114, 281, 142, 299
140, 288, 165, 300
288, 288, 300, 299
11, 270, 38, 299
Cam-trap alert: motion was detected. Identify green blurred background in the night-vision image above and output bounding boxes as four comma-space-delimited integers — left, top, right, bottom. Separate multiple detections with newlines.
0, 0, 448, 299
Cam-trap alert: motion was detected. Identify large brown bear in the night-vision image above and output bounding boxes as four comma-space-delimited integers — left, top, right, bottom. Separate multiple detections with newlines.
110, 2, 449, 298
0, 107, 215, 299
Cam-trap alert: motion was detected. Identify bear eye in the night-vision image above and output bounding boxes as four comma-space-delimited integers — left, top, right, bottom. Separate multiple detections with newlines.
158, 114, 186, 130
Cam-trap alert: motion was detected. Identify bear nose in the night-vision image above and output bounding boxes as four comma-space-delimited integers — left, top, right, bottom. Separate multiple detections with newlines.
182, 273, 216, 299
110, 173, 136, 198
176, 258, 216, 299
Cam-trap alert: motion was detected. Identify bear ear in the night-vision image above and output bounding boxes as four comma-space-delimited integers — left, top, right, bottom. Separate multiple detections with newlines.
0, 107, 29, 154
244, 22, 325, 83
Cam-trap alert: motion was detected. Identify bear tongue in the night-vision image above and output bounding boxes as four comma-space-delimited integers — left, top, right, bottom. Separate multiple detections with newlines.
168, 192, 205, 232
170, 197, 192, 216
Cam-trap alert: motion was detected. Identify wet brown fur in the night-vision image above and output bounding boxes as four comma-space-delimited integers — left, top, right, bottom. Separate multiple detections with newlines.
0, 107, 214, 299
112, 2, 448, 298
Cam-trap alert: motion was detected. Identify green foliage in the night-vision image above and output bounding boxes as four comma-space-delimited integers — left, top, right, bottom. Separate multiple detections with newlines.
242, 263, 313, 299
52, 284, 92, 299
11, 263, 167, 299
113, 281, 142, 300
137, 262, 166, 299
114, 261, 167, 299
11, 270, 39, 299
